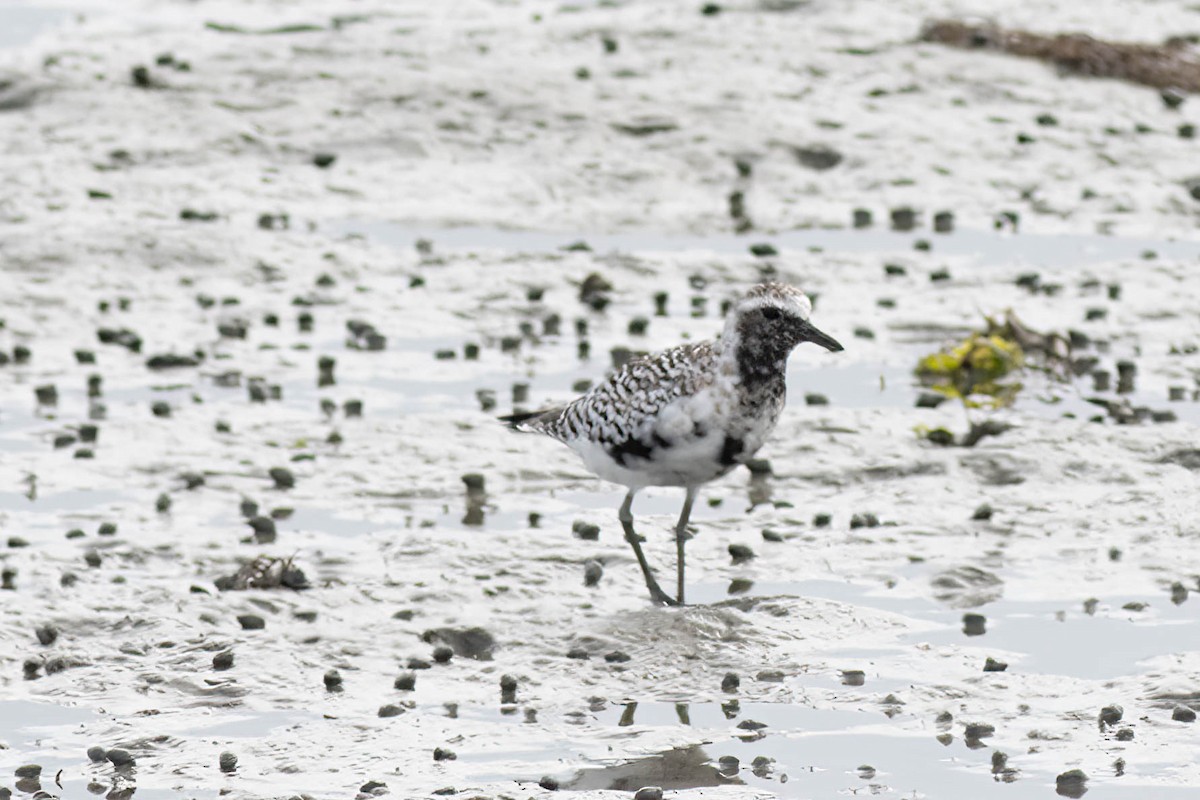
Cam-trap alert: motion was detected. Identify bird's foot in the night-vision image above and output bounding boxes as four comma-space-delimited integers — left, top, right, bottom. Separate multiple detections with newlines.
647, 583, 681, 606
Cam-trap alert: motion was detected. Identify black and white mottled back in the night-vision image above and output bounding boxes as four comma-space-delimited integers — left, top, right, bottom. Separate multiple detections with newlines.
507, 282, 842, 489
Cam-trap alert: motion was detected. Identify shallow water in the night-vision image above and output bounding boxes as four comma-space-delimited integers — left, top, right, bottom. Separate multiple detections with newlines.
0, 3, 69, 50
3, 1, 1200, 798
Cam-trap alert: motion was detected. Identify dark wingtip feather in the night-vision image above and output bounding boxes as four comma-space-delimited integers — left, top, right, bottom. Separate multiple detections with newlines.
498, 409, 543, 428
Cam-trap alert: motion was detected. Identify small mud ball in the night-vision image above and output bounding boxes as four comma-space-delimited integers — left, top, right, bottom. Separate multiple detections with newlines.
432, 646, 454, 664
219, 751, 237, 773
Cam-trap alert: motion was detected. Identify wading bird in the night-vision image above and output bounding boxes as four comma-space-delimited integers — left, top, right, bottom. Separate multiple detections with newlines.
503, 282, 843, 605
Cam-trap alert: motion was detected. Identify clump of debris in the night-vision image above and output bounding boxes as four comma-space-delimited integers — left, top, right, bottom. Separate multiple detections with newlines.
215, 556, 310, 591
921, 19, 1200, 91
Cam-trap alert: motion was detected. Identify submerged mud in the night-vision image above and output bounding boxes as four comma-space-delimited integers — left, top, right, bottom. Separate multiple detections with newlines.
1, 1, 1199, 799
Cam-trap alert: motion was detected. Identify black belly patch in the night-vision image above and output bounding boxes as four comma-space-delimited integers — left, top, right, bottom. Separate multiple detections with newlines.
607, 436, 656, 466
719, 436, 744, 466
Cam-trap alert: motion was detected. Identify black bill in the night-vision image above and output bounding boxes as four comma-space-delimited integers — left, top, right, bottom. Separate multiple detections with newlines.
801, 321, 844, 352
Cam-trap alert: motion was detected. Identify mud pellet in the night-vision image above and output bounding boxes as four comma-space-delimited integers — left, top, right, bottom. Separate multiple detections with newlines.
14, 765, 40, 779
633, 788, 663, 800
53, 434, 76, 449
852, 208, 872, 228
155, 493, 171, 513
572, 521, 599, 540
432, 748, 456, 761
512, 383, 530, 404
1115, 727, 1134, 741
722, 672, 740, 692
407, 657, 431, 670
87, 746, 107, 762
538, 776, 559, 791
890, 207, 917, 231
213, 651, 234, 670
964, 722, 994, 740
35, 625, 57, 646
566, 647, 589, 660
218, 751, 237, 773
237, 614, 265, 630
12, 345, 31, 364
151, 401, 171, 418
432, 646, 454, 664
582, 560, 603, 587
1056, 769, 1087, 795
395, 673, 416, 691
378, 704, 404, 718
813, 513, 831, 527
983, 657, 1007, 672
804, 393, 829, 405
1171, 582, 1188, 604
74, 448, 94, 459
106, 749, 135, 767
34, 385, 57, 405
7, 537, 28, 548
65, 529, 84, 540
248, 516, 276, 542
728, 544, 755, 564
933, 211, 954, 233
323, 669, 343, 690
1095, 705, 1124, 727
312, 152, 336, 168
87, 374, 103, 397
962, 613, 987, 636
728, 578, 754, 594
2, 568, 16, 590
1173, 705, 1197, 722
84, 551, 102, 568
604, 651, 630, 663
972, 504, 993, 521
745, 458, 771, 476
269, 467, 295, 489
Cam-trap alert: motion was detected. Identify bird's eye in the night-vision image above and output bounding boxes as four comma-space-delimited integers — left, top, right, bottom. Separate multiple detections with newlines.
762, 307, 781, 320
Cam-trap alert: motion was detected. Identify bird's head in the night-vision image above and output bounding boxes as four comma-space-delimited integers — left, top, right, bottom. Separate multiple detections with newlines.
726, 282, 844, 355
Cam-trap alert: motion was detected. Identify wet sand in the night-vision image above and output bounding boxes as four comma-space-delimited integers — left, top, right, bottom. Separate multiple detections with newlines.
1, 1, 1199, 798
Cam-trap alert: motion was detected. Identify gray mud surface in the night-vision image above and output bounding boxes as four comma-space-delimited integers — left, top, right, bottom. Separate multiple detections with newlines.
1, 1, 1199, 798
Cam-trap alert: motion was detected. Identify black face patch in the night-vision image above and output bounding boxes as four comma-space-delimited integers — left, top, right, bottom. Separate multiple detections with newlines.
607, 437, 655, 466
719, 435, 745, 466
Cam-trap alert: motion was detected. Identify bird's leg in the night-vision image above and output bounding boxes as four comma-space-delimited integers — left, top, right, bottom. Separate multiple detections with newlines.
618, 491, 678, 606
675, 487, 698, 605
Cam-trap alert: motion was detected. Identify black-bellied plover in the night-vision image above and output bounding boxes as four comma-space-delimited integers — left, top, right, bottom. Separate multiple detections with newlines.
504, 282, 843, 605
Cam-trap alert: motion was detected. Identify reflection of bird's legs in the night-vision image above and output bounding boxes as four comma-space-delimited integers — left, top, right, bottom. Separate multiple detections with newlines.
675, 487, 698, 605
619, 491, 678, 606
